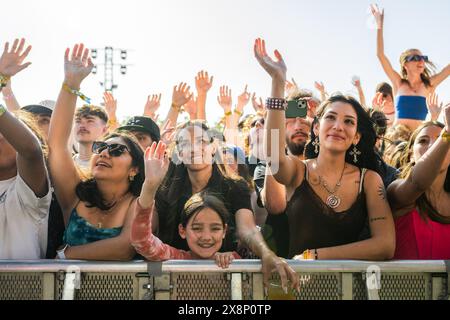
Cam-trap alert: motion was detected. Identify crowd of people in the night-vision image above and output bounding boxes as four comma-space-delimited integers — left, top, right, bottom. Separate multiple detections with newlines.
0, 5, 449, 292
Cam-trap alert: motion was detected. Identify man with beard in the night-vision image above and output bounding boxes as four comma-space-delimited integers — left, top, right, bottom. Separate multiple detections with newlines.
253, 98, 311, 257
72, 105, 108, 169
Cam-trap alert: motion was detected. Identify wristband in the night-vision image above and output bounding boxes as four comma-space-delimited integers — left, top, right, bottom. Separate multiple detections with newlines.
266, 97, 287, 111
62, 83, 91, 104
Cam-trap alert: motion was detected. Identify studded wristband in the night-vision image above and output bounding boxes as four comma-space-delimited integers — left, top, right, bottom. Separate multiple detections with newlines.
266, 97, 287, 111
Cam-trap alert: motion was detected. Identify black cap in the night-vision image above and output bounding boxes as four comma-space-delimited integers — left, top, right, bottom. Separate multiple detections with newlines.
118, 116, 160, 142
22, 104, 53, 116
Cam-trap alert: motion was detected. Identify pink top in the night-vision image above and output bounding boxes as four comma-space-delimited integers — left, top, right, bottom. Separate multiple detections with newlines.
394, 208, 450, 259
131, 201, 240, 261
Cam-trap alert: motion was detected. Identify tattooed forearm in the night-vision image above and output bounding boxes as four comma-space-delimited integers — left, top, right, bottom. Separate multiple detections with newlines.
370, 216, 387, 223
377, 184, 387, 200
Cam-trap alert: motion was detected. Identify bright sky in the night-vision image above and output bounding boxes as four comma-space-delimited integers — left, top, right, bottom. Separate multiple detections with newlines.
3, 0, 450, 125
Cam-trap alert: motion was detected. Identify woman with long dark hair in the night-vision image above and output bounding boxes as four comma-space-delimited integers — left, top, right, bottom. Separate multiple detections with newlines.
48, 44, 144, 260
388, 108, 450, 259
255, 38, 395, 260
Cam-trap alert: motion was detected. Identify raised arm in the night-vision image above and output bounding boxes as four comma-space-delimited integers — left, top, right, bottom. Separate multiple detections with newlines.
387, 103, 450, 211
163, 82, 192, 128
48, 44, 93, 213
195, 70, 213, 121
0, 38, 47, 197
217, 85, 236, 144
183, 95, 198, 121
103, 91, 118, 131
371, 4, 402, 90
143, 93, 161, 121
314, 81, 328, 102
1, 80, 21, 111
430, 64, 450, 88
251, 93, 266, 117
352, 76, 367, 109
254, 38, 300, 187
234, 84, 250, 123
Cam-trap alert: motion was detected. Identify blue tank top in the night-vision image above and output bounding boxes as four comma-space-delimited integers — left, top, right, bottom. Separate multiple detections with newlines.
63, 209, 122, 246
395, 96, 428, 121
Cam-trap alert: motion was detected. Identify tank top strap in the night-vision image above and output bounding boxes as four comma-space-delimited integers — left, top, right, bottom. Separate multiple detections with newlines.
359, 168, 368, 194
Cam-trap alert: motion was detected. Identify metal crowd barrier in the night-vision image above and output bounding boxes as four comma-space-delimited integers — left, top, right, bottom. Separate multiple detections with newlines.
0, 260, 449, 300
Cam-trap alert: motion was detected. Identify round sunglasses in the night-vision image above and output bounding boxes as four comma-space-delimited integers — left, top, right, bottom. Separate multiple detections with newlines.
92, 141, 130, 157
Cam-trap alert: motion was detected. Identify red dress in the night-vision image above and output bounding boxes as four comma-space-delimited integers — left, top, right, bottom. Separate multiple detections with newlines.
394, 208, 450, 259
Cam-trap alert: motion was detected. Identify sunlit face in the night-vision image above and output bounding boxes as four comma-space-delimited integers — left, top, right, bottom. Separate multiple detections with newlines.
316, 102, 360, 153
403, 50, 426, 75
90, 137, 138, 183
413, 125, 450, 171
129, 130, 154, 150
176, 126, 215, 171
0, 133, 17, 174
178, 207, 227, 259
74, 115, 108, 144
285, 117, 310, 155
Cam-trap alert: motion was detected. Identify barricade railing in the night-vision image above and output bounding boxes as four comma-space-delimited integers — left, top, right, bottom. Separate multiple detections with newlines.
0, 260, 448, 300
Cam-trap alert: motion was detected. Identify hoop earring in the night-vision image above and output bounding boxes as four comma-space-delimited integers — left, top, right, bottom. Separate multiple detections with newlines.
350, 144, 361, 163
312, 137, 320, 154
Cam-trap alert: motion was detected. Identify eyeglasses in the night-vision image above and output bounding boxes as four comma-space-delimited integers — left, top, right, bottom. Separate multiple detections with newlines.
176, 136, 212, 150
92, 141, 130, 157
405, 55, 428, 62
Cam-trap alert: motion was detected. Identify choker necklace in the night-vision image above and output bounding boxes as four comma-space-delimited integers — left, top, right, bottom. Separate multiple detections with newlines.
316, 160, 346, 209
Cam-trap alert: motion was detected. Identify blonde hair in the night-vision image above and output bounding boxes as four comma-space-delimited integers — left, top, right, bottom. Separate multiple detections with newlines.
399, 49, 436, 88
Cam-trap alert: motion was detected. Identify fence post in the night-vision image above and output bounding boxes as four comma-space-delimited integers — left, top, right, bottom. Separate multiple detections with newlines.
231, 273, 243, 300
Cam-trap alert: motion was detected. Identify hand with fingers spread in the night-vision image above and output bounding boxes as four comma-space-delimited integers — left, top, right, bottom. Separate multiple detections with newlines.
160, 120, 176, 146
103, 91, 118, 121
261, 251, 300, 294
64, 43, 94, 88
195, 70, 214, 95
427, 92, 443, 121
251, 93, 265, 115
183, 95, 198, 120
172, 82, 192, 111
236, 84, 250, 114
285, 78, 298, 94
371, 92, 386, 111
142, 141, 170, 198
0, 38, 32, 77
370, 3, 384, 30
217, 85, 232, 114
144, 94, 162, 118
254, 38, 287, 82
214, 252, 236, 269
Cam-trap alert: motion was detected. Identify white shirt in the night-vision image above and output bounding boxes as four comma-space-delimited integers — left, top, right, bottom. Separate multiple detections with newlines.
0, 173, 52, 259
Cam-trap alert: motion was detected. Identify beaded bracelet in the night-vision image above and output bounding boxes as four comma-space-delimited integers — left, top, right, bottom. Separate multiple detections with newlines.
224, 110, 232, 117
442, 130, 450, 143
62, 83, 91, 104
234, 109, 243, 117
266, 97, 287, 111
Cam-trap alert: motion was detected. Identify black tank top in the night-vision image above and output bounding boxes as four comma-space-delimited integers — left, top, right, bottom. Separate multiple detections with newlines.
286, 164, 368, 258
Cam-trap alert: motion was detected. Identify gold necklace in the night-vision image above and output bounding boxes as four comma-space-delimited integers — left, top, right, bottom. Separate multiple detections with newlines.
316, 160, 346, 209
96, 192, 130, 228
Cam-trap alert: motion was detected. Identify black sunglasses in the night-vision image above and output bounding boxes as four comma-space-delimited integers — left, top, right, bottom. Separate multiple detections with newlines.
405, 55, 428, 62
92, 141, 130, 157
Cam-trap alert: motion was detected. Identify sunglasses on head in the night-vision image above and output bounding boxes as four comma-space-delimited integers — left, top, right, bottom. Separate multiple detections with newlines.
92, 141, 130, 157
405, 55, 428, 62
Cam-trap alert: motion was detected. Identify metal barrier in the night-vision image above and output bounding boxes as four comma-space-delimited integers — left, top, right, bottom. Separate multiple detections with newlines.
0, 260, 448, 300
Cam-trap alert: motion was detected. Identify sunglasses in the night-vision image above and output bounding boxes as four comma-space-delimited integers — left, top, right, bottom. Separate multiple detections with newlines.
92, 141, 130, 157
405, 55, 428, 62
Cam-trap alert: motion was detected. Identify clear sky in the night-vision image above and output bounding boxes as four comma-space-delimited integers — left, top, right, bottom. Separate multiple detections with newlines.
3, 0, 450, 124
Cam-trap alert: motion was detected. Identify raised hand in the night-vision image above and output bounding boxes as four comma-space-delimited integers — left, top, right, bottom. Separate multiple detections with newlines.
143, 141, 170, 194
370, 4, 384, 30
217, 85, 232, 113
160, 120, 176, 146
143, 94, 161, 118
103, 91, 117, 119
172, 82, 192, 110
183, 95, 197, 120
351, 76, 362, 88
314, 81, 325, 94
285, 78, 298, 93
64, 43, 94, 88
251, 93, 265, 114
427, 92, 443, 121
371, 92, 386, 111
254, 38, 286, 81
236, 84, 250, 113
0, 38, 32, 77
195, 70, 214, 95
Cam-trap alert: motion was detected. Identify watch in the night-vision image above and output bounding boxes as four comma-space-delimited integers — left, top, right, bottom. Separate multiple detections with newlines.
56, 244, 70, 260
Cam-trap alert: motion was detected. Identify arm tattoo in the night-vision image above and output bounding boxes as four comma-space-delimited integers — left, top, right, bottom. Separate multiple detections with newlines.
370, 216, 387, 223
377, 184, 387, 200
